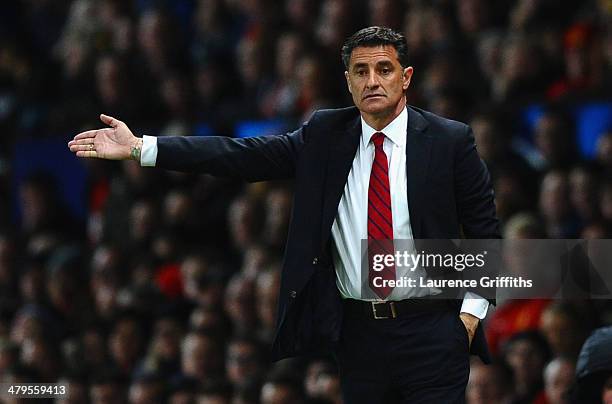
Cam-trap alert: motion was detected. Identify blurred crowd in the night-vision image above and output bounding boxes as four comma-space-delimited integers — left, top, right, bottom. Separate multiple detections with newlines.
1, 0, 612, 403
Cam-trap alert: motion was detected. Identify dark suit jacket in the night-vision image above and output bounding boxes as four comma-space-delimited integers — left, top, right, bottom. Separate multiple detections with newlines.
155, 106, 501, 363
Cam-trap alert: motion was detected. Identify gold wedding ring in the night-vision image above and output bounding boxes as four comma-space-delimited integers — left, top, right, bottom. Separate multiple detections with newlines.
89, 144, 94, 150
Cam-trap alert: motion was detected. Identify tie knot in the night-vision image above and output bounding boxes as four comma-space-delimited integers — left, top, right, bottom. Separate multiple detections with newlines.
372, 132, 385, 149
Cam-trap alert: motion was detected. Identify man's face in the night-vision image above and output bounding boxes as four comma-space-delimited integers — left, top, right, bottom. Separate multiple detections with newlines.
345, 45, 412, 120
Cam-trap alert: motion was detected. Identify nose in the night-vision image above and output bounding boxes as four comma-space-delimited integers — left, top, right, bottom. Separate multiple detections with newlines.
366, 70, 380, 89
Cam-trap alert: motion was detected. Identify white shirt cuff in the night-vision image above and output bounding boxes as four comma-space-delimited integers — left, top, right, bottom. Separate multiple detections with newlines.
141, 135, 158, 167
460, 291, 489, 319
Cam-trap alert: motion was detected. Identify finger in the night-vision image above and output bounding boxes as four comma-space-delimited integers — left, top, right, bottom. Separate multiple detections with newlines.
69, 139, 88, 148
70, 137, 100, 146
73, 128, 113, 142
73, 129, 100, 141
75, 150, 98, 158
100, 114, 120, 128
70, 144, 97, 152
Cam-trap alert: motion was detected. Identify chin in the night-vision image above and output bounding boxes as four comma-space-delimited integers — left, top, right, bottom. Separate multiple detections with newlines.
361, 98, 385, 107
361, 103, 391, 115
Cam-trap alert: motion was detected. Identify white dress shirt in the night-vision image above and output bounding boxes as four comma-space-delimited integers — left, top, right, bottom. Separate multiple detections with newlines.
140, 109, 489, 319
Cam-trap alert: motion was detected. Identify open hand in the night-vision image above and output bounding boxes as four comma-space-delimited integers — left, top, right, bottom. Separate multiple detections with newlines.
68, 114, 140, 160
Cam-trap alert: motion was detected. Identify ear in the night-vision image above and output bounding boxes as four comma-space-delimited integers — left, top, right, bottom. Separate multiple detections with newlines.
345, 71, 352, 94
402, 66, 414, 91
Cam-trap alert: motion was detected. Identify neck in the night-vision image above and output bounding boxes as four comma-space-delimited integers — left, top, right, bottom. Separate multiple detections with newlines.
361, 96, 406, 131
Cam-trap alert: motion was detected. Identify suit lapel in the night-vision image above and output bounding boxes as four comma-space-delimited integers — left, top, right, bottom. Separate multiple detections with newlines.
405, 107, 431, 239
320, 116, 361, 250
318, 107, 430, 249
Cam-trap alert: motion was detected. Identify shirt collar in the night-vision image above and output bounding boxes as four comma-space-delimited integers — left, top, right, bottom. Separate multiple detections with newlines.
360, 107, 408, 148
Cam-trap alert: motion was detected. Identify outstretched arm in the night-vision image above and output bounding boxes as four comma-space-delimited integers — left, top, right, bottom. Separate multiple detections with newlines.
68, 114, 308, 182
68, 114, 143, 161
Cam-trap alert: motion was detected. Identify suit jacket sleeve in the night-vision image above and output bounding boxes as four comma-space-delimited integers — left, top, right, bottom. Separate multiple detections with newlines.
154, 124, 308, 182
454, 125, 501, 303
453, 126, 499, 238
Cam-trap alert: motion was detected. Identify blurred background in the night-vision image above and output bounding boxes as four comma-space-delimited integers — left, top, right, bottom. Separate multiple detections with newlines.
0, 0, 611, 403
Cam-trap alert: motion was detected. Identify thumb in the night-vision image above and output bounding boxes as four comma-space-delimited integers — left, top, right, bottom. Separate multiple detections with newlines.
100, 114, 120, 128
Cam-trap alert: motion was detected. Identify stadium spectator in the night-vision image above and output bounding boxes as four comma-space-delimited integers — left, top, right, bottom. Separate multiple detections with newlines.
501, 331, 551, 403
224, 274, 257, 334
569, 164, 602, 224
226, 336, 265, 387
180, 331, 224, 385
533, 111, 578, 171
260, 369, 304, 404
539, 170, 580, 238
572, 326, 612, 404
128, 372, 165, 404
466, 360, 514, 404
543, 356, 575, 404
255, 268, 281, 343
596, 131, 612, 173
304, 359, 342, 403
539, 302, 590, 359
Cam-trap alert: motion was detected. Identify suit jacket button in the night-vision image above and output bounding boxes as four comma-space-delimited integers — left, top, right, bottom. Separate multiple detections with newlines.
312, 257, 319, 265
289, 290, 297, 298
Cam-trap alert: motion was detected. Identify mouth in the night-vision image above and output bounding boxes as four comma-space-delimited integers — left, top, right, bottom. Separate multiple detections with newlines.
363, 94, 385, 100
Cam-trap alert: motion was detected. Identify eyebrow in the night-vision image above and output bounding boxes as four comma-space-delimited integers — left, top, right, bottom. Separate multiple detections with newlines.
351, 60, 395, 70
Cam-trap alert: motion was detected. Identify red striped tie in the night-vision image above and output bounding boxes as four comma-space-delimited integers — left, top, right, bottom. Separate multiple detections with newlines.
368, 132, 395, 299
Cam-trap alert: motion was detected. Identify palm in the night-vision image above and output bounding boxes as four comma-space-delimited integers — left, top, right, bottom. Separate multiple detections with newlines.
68, 114, 137, 160
95, 126, 133, 159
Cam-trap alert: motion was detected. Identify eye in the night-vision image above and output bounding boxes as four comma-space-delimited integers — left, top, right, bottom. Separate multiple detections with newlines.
381, 67, 391, 75
356, 70, 366, 77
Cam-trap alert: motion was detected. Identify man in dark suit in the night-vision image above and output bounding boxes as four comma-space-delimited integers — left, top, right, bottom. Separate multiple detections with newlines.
69, 27, 500, 403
